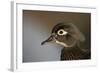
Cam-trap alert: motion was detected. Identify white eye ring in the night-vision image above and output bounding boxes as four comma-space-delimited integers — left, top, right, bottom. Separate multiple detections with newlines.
57, 29, 68, 35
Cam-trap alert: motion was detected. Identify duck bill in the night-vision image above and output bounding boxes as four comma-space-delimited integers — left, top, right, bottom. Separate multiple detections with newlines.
41, 35, 54, 45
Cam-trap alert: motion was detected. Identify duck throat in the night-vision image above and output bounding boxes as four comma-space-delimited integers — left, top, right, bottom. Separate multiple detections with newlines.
55, 40, 68, 47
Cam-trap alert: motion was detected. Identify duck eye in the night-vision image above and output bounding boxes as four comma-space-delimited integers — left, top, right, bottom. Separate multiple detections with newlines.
57, 29, 68, 35
59, 31, 63, 34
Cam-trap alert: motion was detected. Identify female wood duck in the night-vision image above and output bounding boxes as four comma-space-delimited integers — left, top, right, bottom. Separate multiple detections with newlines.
41, 22, 90, 60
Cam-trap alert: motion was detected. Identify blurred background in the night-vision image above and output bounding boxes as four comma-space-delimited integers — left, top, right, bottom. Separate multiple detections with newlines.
23, 10, 90, 62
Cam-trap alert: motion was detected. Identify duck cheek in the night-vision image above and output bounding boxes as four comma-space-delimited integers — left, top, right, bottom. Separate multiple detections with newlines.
56, 36, 65, 42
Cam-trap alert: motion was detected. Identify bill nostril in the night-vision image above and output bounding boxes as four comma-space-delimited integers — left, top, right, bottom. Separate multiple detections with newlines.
41, 35, 54, 45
